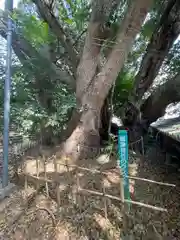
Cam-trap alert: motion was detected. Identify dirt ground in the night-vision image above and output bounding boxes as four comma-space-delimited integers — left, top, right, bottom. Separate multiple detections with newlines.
0, 144, 180, 240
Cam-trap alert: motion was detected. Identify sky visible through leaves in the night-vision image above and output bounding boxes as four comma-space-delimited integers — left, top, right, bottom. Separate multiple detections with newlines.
0, 0, 19, 10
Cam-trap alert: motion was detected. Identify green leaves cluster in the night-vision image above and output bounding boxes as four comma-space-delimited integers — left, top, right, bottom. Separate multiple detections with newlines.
113, 70, 134, 115
12, 11, 51, 48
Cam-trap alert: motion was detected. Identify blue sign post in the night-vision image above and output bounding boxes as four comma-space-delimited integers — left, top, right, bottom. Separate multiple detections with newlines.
118, 130, 130, 201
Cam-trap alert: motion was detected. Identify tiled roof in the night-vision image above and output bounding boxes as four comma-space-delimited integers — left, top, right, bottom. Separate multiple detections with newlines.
151, 116, 180, 142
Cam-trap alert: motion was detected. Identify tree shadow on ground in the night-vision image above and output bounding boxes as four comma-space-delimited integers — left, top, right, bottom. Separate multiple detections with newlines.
6, 143, 180, 240
133, 145, 180, 240
8, 145, 129, 239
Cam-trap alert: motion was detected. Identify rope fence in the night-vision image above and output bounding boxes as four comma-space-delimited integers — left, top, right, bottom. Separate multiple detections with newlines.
0, 130, 176, 236
22, 154, 175, 219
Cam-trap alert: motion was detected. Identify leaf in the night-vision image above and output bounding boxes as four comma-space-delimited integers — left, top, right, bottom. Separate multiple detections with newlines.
11, 12, 18, 20
141, 18, 155, 39
64, 18, 73, 24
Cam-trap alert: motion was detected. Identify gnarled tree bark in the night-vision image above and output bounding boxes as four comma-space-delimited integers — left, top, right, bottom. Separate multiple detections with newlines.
59, 0, 153, 161
134, 0, 180, 103
1, 1, 153, 160
141, 73, 180, 124
123, 0, 180, 136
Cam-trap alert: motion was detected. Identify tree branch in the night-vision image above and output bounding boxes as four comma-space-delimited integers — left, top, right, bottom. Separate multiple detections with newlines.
133, 0, 180, 102
141, 73, 180, 123
91, 0, 153, 105
0, 10, 74, 89
76, 0, 121, 101
32, 0, 79, 72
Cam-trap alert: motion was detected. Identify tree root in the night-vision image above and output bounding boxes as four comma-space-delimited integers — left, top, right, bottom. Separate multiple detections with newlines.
6, 185, 44, 234
34, 207, 56, 227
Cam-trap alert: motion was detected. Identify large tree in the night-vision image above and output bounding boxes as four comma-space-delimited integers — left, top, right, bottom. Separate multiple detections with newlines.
59, 0, 152, 160
2, 0, 153, 160
1, 0, 180, 161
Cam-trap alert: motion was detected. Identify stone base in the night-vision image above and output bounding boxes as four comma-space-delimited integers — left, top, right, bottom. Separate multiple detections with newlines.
0, 183, 16, 200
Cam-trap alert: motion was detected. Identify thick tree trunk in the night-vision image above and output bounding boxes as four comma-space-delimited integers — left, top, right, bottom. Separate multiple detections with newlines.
60, 0, 152, 161
141, 73, 180, 124
61, 106, 101, 160
123, 0, 180, 134
61, 95, 111, 150
134, 0, 180, 103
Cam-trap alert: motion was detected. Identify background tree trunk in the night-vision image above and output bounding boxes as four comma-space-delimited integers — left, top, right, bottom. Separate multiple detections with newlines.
124, 0, 180, 141
134, 0, 180, 103
141, 73, 180, 124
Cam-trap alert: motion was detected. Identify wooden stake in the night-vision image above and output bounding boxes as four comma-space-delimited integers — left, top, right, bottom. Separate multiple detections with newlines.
141, 136, 145, 156
65, 158, 74, 202
120, 171, 125, 204
24, 161, 27, 190
119, 169, 127, 234
36, 157, 40, 190
76, 167, 82, 212
102, 183, 108, 219
43, 156, 49, 198
65, 158, 70, 181
53, 156, 60, 210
